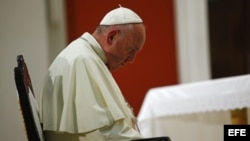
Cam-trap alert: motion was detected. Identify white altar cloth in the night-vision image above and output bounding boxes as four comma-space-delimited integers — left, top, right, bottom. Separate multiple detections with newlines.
137, 74, 250, 141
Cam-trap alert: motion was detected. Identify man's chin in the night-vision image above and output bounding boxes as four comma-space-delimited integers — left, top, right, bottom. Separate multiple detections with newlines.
110, 65, 125, 71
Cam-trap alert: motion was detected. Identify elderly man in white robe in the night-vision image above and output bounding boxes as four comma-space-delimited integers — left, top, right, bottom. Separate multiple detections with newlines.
39, 6, 147, 141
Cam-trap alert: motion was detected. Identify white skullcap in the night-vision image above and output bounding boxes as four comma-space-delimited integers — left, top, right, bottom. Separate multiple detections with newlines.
100, 5, 143, 25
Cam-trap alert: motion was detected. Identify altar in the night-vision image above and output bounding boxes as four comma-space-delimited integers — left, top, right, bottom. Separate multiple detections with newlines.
137, 74, 250, 141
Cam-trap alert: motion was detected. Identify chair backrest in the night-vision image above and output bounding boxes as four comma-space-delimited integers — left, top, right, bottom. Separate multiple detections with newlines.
14, 55, 45, 141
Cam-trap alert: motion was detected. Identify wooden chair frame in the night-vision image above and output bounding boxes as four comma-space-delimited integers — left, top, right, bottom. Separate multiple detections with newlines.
14, 55, 44, 141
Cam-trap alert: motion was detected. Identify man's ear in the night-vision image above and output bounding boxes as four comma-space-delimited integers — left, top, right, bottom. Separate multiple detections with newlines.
107, 30, 117, 45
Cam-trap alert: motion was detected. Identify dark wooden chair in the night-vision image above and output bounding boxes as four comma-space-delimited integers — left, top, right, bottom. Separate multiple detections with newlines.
14, 55, 45, 141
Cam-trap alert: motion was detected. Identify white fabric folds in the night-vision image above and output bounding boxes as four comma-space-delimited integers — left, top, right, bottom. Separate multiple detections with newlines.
138, 74, 250, 122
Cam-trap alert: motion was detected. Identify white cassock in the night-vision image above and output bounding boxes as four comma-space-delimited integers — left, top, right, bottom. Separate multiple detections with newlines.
39, 33, 142, 141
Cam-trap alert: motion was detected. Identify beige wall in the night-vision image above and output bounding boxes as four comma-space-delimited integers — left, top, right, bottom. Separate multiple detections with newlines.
0, 0, 66, 140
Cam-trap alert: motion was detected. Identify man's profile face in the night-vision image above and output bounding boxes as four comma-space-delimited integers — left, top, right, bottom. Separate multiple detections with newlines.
106, 24, 146, 71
